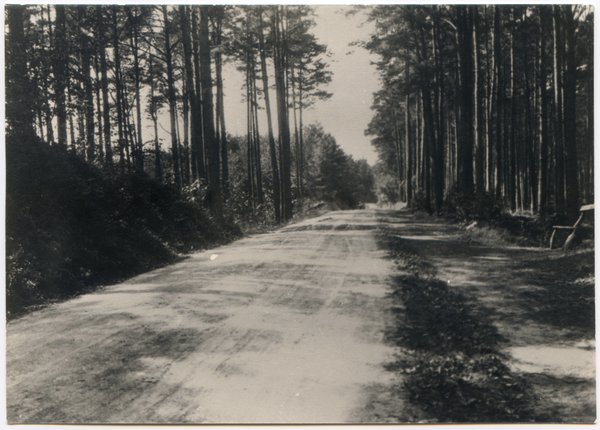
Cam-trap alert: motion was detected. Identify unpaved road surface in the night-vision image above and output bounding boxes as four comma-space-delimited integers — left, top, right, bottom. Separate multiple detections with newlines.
7, 209, 398, 424
8, 208, 595, 423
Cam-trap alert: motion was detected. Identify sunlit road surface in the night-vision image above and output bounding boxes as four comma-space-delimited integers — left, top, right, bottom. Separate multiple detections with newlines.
7, 209, 399, 424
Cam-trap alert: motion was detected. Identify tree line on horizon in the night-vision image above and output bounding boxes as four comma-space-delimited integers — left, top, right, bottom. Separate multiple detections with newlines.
365, 5, 593, 220
5, 5, 371, 224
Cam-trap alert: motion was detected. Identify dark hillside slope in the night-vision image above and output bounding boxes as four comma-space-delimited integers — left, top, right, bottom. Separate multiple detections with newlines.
6, 137, 241, 319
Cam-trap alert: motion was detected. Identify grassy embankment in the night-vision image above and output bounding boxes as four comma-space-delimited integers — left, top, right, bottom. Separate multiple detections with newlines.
6, 138, 242, 319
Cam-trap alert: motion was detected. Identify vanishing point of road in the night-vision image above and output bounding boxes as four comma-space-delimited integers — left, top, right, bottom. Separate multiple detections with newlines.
7, 209, 399, 424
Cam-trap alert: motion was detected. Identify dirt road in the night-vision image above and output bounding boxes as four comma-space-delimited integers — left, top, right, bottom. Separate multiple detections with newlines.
8, 207, 595, 423
7, 209, 399, 424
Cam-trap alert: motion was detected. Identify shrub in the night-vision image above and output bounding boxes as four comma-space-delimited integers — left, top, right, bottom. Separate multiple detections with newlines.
442, 189, 505, 221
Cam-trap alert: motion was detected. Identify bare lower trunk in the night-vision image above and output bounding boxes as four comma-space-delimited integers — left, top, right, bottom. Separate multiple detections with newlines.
199, 6, 222, 217
258, 6, 281, 223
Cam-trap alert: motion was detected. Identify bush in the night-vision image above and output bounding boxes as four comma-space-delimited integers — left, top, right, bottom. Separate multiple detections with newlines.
222, 178, 279, 232
442, 189, 505, 221
379, 181, 400, 205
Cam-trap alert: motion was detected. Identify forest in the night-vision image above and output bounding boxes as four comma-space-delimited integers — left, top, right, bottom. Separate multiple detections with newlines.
5, 5, 376, 316
365, 5, 593, 221
5, 5, 596, 423
4, 5, 594, 315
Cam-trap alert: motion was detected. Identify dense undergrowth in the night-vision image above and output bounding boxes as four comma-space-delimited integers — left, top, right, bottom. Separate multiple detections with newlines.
6, 137, 242, 319
380, 235, 541, 423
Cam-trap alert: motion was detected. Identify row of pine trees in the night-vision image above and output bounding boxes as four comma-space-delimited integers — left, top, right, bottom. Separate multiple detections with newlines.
365, 5, 593, 221
5, 5, 334, 223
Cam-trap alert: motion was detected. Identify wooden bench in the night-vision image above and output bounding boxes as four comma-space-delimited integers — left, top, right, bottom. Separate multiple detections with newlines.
549, 204, 594, 249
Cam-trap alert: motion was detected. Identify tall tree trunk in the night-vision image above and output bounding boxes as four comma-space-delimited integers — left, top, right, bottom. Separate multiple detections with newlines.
192, 7, 207, 181
199, 6, 222, 217
473, 7, 485, 194
298, 72, 306, 201
97, 6, 113, 173
494, 5, 504, 198
405, 50, 413, 206
181, 64, 190, 186
84, 55, 94, 161
421, 89, 434, 213
523, 24, 537, 211
78, 6, 95, 162
148, 50, 162, 181
457, 5, 475, 194
180, 5, 198, 185
214, 9, 229, 197
112, 7, 126, 172
94, 54, 104, 163
552, 5, 566, 211
246, 58, 256, 207
163, 6, 181, 188
433, 13, 445, 213
251, 58, 263, 205
253, 95, 263, 205
68, 87, 76, 150
392, 108, 403, 202
586, 14, 594, 203
123, 94, 135, 169
44, 6, 56, 143
121, 87, 133, 168
54, 5, 68, 146
508, 7, 517, 212
245, 21, 256, 208
77, 77, 85, 149
484, 5, 493, 192
258, 6, 281, 223
539, 6, 551, 209
130, 8, 143, 172
562, 6, 580, 220
245, 11, 258, 206
273, 6, 293, 222
291, 67, 302, 208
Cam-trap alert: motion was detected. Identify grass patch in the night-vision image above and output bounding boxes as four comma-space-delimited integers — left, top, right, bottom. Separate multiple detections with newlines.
388, 352, 535, 423
379, 234, 437, 278
387, 274, 504, 355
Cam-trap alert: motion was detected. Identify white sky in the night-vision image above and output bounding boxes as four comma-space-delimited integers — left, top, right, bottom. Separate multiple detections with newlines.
221, 6, 381, 165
